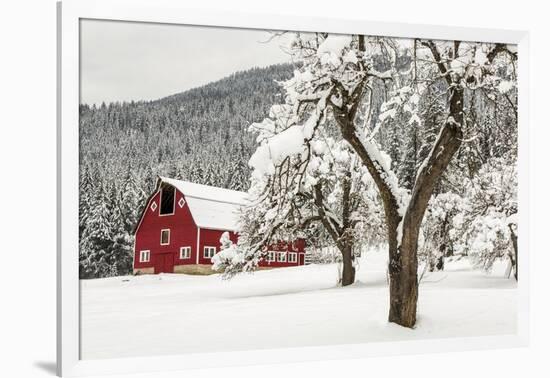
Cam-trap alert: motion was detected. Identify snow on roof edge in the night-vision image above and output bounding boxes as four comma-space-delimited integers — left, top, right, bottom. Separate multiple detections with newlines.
157, 176, 248, 231
158, 176, 248, 205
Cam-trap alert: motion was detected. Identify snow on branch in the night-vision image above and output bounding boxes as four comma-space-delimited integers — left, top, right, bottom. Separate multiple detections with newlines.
360, 135, 409, 216
317, 34, 353, 67
248, 90, 331, 180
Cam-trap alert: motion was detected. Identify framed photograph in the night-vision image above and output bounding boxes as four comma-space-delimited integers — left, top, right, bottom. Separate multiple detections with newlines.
58, 0, 529, 376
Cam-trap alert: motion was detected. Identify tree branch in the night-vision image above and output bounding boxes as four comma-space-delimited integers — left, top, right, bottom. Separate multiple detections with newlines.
420, 40, 452, 85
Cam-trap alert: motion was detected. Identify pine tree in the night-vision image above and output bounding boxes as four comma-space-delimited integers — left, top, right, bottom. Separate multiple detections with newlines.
120, 166, 142, 233
80, 183, 114, 278
79, 165, 95, 238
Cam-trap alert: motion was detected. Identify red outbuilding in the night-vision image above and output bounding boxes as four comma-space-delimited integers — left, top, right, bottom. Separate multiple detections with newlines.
133, 176, 306, 275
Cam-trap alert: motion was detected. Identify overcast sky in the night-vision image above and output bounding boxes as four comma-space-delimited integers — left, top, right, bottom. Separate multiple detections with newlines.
80, 19, 292, 105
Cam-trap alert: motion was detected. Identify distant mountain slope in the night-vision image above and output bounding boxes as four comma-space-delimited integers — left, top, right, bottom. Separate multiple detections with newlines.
80, 63, 293, 191
78, 63, 293, 278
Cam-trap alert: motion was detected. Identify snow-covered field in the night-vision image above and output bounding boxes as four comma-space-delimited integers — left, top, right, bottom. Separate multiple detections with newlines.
80, 249, 517, 360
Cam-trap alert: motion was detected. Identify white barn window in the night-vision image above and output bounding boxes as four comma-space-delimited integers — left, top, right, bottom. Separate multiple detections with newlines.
180, 246, 191, 259
288, 252, 298, 263
139, 250, 150, 263
277, 252, 287, 263
267, 251, 275, 262
204, 246, 216, 259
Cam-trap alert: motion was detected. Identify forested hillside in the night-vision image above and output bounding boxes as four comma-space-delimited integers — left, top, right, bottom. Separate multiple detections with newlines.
78, 64, 294, 278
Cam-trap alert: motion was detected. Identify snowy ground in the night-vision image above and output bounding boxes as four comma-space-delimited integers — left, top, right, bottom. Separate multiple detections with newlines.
80, 249, 517, 360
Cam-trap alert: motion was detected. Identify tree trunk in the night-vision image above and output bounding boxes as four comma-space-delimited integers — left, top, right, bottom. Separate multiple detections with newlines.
388, 211, 420, 327
386, 80, 463, 327
312, 181, 357, 286
509, 224, 518, 281
341, 244, 356, 286
435, 214, 449, 271
331, 39, 465, 328
388, 245, 418, 327
435, 250, 445, 271
337, 116, 420, 327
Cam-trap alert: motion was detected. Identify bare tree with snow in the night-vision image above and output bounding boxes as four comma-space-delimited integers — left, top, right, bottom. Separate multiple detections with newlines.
220, 33, 517, 328
216, 123, 384, 285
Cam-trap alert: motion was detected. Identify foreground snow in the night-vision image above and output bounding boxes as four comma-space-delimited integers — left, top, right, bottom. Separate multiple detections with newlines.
80, 249, 517, 360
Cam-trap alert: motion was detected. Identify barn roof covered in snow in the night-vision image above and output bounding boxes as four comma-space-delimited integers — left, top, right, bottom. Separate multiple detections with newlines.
159, 176, 248, 231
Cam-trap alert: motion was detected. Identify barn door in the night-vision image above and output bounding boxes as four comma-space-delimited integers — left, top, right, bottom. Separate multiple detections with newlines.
163, 253, 174, 273
154, 254, 164, 274
154, 253, 175, 274
299, 253, 305, 266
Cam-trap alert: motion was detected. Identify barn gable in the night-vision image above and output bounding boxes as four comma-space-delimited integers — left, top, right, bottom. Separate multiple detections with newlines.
159, 176, 248, 231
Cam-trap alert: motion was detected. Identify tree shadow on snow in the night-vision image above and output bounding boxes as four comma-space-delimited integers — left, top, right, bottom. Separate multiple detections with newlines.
225, 277, 388, 299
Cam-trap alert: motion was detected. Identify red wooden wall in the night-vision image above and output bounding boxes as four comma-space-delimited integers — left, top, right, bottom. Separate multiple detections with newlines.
134, 190, 198, 272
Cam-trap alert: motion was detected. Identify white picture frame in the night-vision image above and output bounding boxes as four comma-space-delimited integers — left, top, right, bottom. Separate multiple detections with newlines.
57, 0, 530, 376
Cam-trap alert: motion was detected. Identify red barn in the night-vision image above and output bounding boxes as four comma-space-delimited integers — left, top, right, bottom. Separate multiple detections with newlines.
133, 176, 306, 275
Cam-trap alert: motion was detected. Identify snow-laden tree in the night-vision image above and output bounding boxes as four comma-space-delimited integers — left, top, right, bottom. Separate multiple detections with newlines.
418, 192, 463, 271
212, 232, 243, 271
79, 165, 95, 238
216, 113, 384, 285
119, 166, 145, 234
452, 157, 518, 280
79, 183, 114, 278
218, 33, 517, 327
